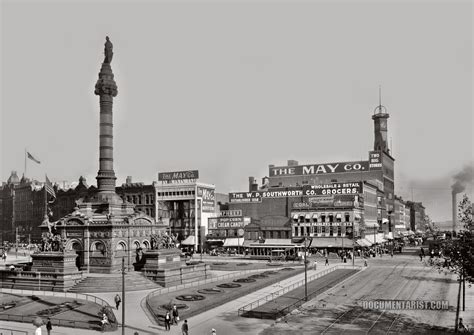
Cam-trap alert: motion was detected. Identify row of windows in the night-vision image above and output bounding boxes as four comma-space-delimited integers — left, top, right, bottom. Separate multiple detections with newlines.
293, 214, 353, 223
157, 191, 195, 197
294, 226, 349, 236
125, 194, 155, 205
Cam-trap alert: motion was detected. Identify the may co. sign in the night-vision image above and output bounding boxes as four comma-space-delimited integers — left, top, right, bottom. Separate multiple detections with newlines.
270, 161, 370, 176
158, 170, 199, 181
197, 187, 215, 213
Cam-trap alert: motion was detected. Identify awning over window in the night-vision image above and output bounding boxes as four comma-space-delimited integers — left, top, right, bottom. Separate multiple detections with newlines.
223, 238, 244, 247
354, 213, 361, 219
364, 220, 379, 228
382, 218, 389, 224
181, 236, 196, 245
305, 213, 311, 219
356, 239, 372, 247
312, 213, 318, 219
292, 213, 299, 219
336, 214, 342, 219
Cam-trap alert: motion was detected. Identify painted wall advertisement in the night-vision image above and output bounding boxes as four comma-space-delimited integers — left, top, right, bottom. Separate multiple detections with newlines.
303, 182, 363, 196
197, 187, 215, 213
292, 195, 357, 209
369, 151, 383, 170
158, 170, 199, 182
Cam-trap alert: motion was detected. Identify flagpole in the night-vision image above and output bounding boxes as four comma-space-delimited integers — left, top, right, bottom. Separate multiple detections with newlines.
24, 149, 27, 178
44, 175, 48, 219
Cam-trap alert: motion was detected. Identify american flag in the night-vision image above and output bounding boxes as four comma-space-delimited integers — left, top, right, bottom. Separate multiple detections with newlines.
45, 175, 56, 201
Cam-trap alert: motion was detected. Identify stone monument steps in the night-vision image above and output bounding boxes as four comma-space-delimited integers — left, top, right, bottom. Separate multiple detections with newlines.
68, 271, 161, 293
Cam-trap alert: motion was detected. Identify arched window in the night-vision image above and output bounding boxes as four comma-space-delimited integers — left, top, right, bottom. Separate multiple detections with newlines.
143, 240, 150, 249
116, 241, 127, 257
90, 241, 106, 257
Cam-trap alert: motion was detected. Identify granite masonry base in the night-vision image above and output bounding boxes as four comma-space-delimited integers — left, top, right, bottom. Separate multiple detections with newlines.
0, 252, 83, 292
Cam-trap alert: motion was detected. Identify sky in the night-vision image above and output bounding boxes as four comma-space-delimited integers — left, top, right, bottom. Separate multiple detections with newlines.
1, 0, 472, 222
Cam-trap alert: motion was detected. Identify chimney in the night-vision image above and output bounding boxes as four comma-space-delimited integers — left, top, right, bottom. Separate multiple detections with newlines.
452, 192, 457, 232
248, 176, 258, 192
261, 176, 269, 187
126, 176, 132, 184
287, 160, 298, 166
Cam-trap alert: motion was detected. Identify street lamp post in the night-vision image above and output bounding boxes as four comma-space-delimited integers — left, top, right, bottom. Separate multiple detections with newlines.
122, 257, 125, 335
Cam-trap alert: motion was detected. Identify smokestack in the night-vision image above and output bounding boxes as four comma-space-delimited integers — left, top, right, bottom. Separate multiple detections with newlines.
451, 164, 473, 232
249, 177, 255, 192
452, 192, 457, 232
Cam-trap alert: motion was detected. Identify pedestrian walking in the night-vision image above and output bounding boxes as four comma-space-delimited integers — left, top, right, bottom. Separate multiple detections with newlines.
1, 252, 6, 262
419, 253, 423, 262
314, 260, 317, 271
181, 319, 189, 335
164, 311, 171, 331
325, 257, 329, 266
172, 305, 179, 324
459, 318, 469, 333
35, 326, 42, 335
46, 318, 52, 335
114, 294, 121, 310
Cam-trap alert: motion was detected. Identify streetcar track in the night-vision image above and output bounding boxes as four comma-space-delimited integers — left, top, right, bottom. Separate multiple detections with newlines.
320, 262, 409, 334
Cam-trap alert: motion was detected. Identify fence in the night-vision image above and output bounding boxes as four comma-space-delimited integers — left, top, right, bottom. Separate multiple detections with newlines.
0, 328, 28, 335
0, 313, 99, 331
238, 264, 362, 316
0, 287, 110, 307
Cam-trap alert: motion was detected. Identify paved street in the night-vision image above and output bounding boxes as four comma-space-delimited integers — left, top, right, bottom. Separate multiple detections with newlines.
1, 253, 473, 334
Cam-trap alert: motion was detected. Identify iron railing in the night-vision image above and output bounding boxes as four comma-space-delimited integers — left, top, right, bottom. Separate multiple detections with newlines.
0, 328, 28, 335
237, 264, 362, 316
0, 288, 111, 307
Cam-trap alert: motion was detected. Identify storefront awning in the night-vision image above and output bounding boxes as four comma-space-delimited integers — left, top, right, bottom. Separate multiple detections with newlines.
336, 213, 342, 219
364, 220, 380, 228
356, 239, 372, 247
311, 237, 354, 248
382, 218, 389, 224
181, 236, 196, 245
364, 233, 386, 244
223, 238, 244, 247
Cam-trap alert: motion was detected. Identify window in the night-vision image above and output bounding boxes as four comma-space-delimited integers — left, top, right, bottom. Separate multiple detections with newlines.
306, 227, 310, 236
337, 226, 342, 236
294, 227, 298, 236
345, 214, 350, 222
329, 214, 334, 223
317, 226, 322, 234
321, 226, 326, 234
321, 215, 326, 223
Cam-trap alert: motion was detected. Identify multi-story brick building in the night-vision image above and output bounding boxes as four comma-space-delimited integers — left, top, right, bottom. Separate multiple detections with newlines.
116, 176, 156, 219
406, 201, 427, 232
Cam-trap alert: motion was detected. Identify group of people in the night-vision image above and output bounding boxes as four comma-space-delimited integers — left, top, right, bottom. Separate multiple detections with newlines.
164, 305, 187, 333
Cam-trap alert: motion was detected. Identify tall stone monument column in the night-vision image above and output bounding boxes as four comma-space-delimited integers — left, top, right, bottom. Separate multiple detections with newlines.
94, 37, 118, 198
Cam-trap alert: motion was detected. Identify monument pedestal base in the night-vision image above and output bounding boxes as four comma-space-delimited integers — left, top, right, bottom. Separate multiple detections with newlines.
141, 249, 210, 287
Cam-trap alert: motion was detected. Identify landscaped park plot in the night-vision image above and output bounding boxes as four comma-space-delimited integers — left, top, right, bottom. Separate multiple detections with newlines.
147, 265, 305, 325
240, 268, 359, 319
0, 293, 115, 331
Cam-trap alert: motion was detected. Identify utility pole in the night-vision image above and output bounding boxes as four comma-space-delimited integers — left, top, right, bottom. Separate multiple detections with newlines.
122, 257, 125, 335
304, 233, 308, 301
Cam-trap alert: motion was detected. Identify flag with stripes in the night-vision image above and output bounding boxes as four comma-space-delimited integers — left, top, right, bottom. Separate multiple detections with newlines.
27, 152, 41, 164
45, 175, 56, 202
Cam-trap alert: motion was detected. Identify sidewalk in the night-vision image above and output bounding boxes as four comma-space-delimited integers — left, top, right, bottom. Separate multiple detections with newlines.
0, 260, 363, 335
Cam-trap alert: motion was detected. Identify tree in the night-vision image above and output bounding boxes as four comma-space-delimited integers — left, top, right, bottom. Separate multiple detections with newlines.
425, 194, 473, 332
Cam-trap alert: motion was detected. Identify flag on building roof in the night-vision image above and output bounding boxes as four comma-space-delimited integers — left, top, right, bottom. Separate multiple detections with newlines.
27, 152, 41, 164
45, 175, 56, 202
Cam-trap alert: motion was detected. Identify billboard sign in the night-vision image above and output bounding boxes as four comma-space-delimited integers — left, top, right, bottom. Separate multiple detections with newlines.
270, 161, 370, 177
229, 187, 304, 203
197, 187, 215, 213
216, 217, 245, 228
219, 209, 243, 217
229, 192, 262, 203
292, 195, 356, 209
208, 216, 245, 229
303, 182, 363, 196
158, 170, 199, 182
